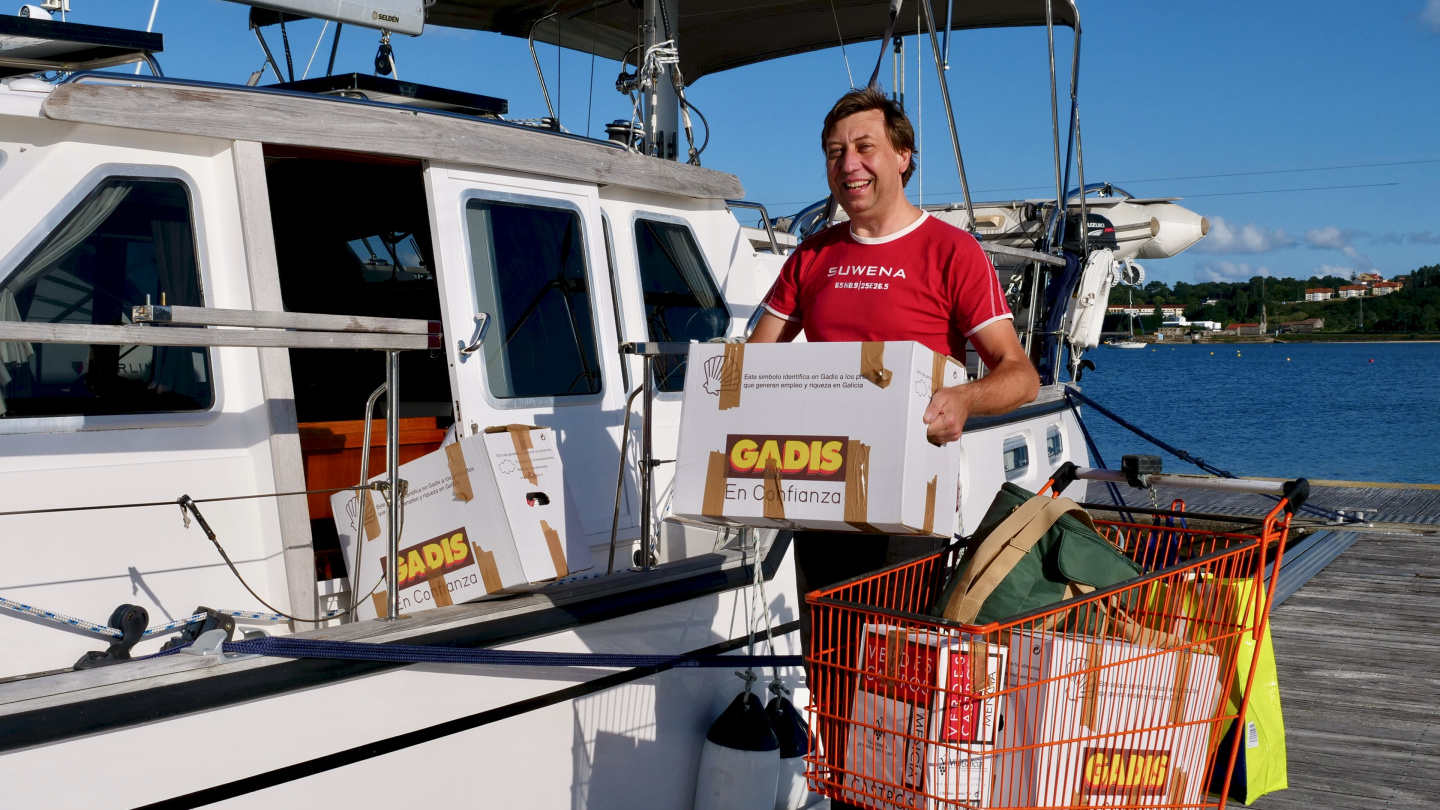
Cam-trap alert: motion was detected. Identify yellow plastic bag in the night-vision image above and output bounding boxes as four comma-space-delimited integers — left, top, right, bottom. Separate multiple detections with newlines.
1207, 578, 1288, 804
1142, 575, 1288, 804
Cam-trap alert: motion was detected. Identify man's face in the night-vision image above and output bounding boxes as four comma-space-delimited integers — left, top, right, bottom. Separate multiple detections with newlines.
824, 109, 911, 220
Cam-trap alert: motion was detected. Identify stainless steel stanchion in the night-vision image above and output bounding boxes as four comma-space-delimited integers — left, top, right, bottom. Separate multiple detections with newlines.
384, 349, 402, 620
639, 355, 654, 571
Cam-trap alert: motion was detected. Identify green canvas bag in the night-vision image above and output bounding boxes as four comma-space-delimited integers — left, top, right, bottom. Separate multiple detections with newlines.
934, 483, 1152, 631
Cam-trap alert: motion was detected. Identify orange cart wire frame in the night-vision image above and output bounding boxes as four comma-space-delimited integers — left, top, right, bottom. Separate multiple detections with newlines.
803, 489, 1294, 810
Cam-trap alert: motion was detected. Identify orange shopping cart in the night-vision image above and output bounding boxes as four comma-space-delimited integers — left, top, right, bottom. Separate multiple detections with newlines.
803, 464, 1306, 809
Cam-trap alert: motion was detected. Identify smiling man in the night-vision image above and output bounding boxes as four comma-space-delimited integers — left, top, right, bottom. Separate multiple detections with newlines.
749, 87, 1038, 435
749, 88, 1039, 699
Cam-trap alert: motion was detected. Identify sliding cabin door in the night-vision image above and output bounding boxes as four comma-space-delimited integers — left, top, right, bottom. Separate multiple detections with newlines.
424, 164, 632, 565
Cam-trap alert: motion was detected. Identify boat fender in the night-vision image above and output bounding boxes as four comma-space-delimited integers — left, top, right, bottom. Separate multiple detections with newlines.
693, 689, 780, 810
73, 603, 149, 670
766, 690, 811, 810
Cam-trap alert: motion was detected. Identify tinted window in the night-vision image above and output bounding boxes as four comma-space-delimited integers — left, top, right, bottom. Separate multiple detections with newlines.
633, 218, 727, 391
465, 199, 602, 399
0, 179, 212, 418
1003, 435, 1029, 480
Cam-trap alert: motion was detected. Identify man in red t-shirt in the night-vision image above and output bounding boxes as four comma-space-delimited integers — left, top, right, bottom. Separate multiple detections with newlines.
751, 88, 1039, 688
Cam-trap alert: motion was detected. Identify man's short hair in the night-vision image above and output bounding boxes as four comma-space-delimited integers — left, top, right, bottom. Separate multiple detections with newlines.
821, 87, 918, 186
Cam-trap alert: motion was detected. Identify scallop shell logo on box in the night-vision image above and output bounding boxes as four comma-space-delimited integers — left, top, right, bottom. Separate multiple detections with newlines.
702, 354, 735, 396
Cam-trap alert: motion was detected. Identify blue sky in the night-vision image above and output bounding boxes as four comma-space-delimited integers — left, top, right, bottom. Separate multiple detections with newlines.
73, 0, 1440, 286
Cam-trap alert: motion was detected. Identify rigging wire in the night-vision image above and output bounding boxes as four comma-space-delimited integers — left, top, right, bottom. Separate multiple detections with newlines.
302, 20, 330, 80
586, 4, 598, 137
1180, 181, 1400, 198
135, 0, 161, 74
757, 178, 1411, 210
828, 0, 855, 88
0, 485, 375, 519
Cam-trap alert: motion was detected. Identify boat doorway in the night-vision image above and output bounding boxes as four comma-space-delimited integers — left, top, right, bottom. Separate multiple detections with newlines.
263, 146, 454, 579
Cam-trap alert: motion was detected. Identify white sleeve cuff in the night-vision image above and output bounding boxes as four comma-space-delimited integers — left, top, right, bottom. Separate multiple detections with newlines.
762, 303, 801, 323
962, 312, 1014, 338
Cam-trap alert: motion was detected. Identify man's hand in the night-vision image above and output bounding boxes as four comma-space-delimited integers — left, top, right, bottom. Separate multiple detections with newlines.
924, 385, 972, 445
922, 319, 1040, 444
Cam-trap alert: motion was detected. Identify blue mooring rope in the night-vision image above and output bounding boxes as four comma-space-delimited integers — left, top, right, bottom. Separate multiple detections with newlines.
1064, 387, 1351, 523
178, 636, 803, 670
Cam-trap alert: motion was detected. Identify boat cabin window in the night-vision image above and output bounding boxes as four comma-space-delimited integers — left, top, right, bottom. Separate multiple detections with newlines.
1046, 425, 1064, 462
1003, 435, 1030, 480
0, 178, 212, 418
633, 217, 728, 391
464, 199, 602, 399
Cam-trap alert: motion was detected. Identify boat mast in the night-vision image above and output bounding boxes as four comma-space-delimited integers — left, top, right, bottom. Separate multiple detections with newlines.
642, 0, 680, 159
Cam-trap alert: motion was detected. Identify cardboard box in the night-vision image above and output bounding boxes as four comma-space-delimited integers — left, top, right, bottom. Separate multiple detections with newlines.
842, 626, 942, 809
331, 425, 592, 620
924, 639, 1008, 809
839, 627, 1008, 810
993, 632, 1222, 808
671, 341, 965, 534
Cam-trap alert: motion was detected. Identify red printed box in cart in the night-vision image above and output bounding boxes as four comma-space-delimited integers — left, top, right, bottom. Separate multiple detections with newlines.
839, 625, 1007, 809
993, 631, 1222, 808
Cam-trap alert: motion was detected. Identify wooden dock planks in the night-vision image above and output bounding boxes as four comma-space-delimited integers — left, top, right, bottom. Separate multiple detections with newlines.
1251, 530, 1440, 809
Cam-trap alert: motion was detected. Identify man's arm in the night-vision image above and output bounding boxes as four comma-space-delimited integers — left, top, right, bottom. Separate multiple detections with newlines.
922, 319, 1040, 444
747, 310, 803, 343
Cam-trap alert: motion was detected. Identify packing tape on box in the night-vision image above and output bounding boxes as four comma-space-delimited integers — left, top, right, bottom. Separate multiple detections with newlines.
428, 572, 453, 608
922, 475, 938, 535
1082, 641, 1103, 731
1168, 768, 1189, 805
931, 351, 949, 396
718, 342, 745, 410
970, 640, 990, 696
702, 451, 729, 517
860, 341, 893, 388
361, 490, 381, 542
541, 519, 568, 579
1169, 650, 1193, 725
763, 459, 785, 520
371, 591, 387, 618
485, 424, 541, 485
472, 542, 503, 593
843, 440, 879, 532
445, 442, 475, 502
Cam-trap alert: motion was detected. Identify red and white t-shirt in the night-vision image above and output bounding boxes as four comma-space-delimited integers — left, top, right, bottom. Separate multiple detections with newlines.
762, 212, 1012, 359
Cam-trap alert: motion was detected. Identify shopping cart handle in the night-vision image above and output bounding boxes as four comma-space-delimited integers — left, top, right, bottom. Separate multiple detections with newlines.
1282, 478, 1310, 514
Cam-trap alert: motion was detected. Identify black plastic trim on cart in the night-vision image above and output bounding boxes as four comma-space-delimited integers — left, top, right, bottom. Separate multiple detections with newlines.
135, 620, 802, 810
0, 534, 791, 756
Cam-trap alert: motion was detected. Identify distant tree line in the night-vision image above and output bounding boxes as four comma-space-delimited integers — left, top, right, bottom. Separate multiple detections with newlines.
1119, 263, 1440, 334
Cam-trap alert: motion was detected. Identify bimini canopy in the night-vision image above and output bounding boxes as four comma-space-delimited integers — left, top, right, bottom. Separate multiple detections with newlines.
425, 0, 1078, 83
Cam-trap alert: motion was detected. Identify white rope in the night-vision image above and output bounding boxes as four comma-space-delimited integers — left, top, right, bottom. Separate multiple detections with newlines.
0, 595, 346, 641
0, 595, 121, 638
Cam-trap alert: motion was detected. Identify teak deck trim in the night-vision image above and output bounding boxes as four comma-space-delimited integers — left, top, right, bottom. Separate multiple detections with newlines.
41, 82, 745, 201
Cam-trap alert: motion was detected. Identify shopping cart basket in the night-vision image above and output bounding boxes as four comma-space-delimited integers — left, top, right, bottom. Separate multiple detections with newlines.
804, 465, 1306, 809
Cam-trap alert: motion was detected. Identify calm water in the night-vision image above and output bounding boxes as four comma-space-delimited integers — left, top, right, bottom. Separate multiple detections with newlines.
1073, 341, 1440, 485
